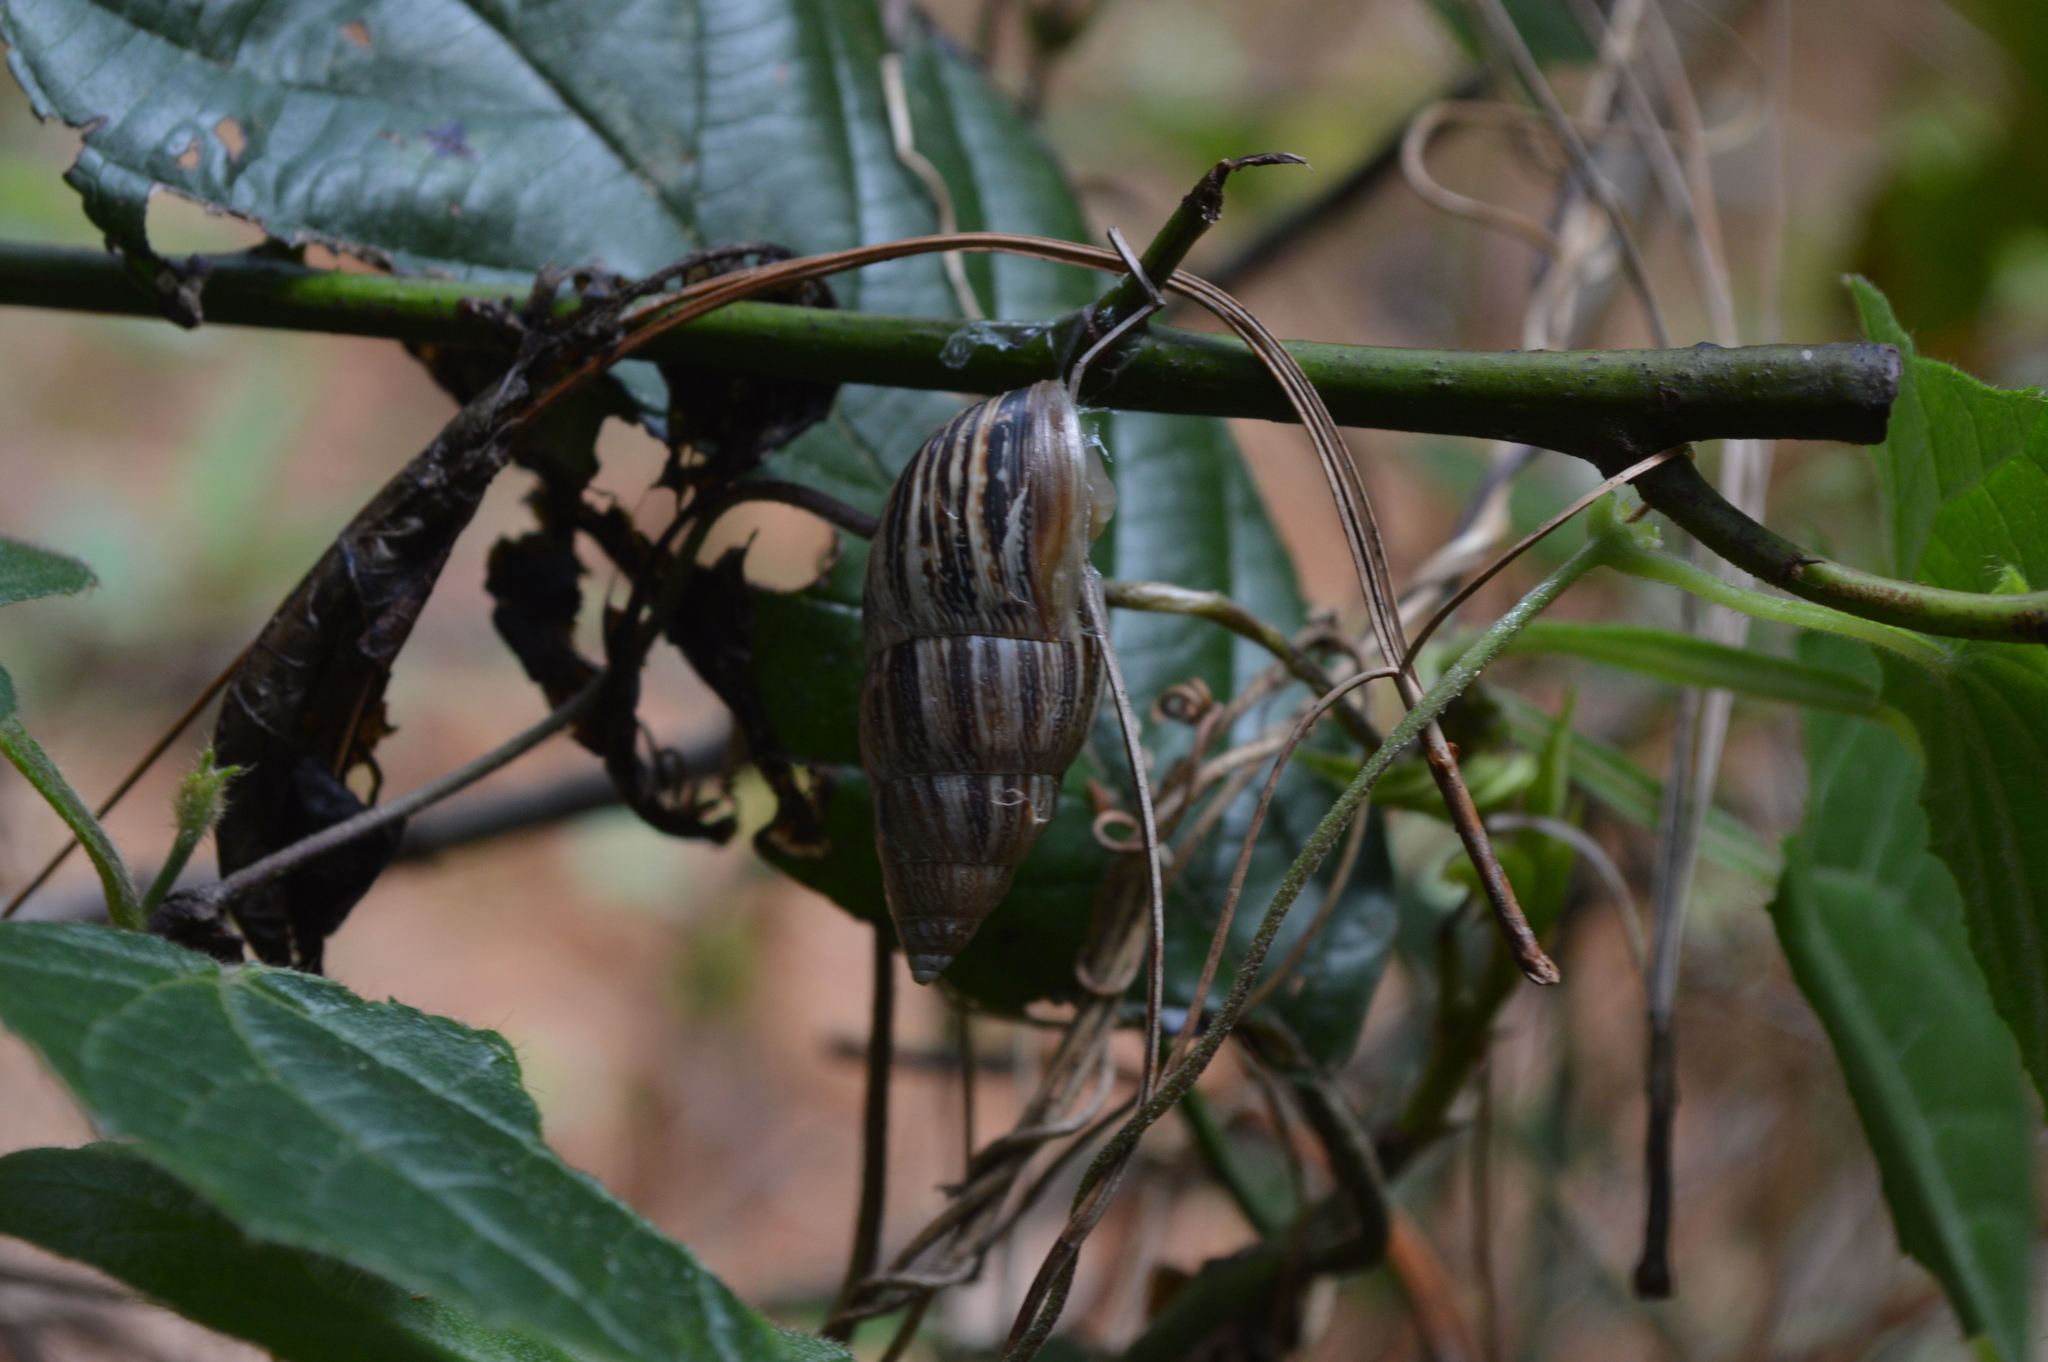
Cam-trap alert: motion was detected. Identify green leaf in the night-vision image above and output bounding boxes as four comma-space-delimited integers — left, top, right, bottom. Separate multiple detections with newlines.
0, 1, 1072, 300
1852, 280, 2048, 1108
1850, 277, 2048, 588
1770, 637, 2033, 1362
0, 1143, 577, 1362
0, 534, 95, 607
1880, 643, 2048, 1106
1494, 690, 1777, 881
0, 662, 13, 722
0, 923, 842, 1362
1503, 620, 1883, 714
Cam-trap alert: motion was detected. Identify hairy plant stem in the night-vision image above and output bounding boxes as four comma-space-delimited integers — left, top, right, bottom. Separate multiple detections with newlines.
1128, 1030, 1391, 1362
140, 751, 236, 915
1064, 535, 1611, 1298
2, 647, 243, 919
0, 717, 142, 930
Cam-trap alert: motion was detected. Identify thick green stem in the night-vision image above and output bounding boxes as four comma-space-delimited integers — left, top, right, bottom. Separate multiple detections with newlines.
0, 241, 1890, 456
0, 716, 141, 930
16, 238, 2042, 641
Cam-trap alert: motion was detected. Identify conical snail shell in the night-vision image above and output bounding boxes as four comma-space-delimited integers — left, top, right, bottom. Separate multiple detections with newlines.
860, 381, 1112, 983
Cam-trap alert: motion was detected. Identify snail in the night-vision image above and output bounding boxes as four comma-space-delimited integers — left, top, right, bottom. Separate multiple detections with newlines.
859, 380, 1120, 983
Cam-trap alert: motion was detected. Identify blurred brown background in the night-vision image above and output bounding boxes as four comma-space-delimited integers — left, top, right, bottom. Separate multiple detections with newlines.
1, 0, 2043, 1358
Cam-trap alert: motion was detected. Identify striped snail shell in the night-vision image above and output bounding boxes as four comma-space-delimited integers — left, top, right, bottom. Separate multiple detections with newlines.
860, 380, 1117, 984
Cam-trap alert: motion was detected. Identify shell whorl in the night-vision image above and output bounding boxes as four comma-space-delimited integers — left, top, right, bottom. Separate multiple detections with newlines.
860, 381, 1108, 984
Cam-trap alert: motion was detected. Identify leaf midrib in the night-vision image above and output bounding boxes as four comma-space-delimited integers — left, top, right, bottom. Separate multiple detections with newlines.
77, 966, 663, 1362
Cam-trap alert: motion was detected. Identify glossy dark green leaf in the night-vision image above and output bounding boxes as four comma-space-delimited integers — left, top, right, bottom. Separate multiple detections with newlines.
1503, 620, 1882, 715
0, 922, 842, 1362
0, 534, 95, 607
1770, 637, 2033, 1362
0, 1143, 577, 1362
1855, 281, 2048, 1107
1, 1, 1071, 300
2, 0, 1095, 442
5, 0, 1385, 1034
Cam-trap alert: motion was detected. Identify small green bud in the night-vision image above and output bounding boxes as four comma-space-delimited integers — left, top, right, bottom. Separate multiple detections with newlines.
1989, 562, 2033, 595
172, 748, 240, 839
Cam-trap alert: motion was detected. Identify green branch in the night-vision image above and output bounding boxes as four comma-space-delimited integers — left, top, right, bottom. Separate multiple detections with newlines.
0, 240, 1890, 459
13, 236, 2047, 641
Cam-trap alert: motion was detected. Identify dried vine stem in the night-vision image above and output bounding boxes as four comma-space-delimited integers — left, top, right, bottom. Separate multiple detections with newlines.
1163, 669, 1397, 1077
1164, 283, 1557, 986
1027, 538, 1615, 1359
1102, 580, 1378, 748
